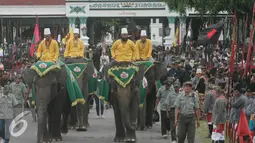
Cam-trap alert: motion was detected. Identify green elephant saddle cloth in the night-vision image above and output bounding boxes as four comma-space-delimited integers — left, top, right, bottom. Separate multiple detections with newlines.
66, 63, 88, 78
31, 61, 61, 77
108, 65, 139, 87
134, 61, 153, 73
139, 77, 148, 108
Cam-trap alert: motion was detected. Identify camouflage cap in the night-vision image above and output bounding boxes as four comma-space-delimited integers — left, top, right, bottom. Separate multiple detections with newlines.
173, 80, 181, 87
183, 81, 192, 87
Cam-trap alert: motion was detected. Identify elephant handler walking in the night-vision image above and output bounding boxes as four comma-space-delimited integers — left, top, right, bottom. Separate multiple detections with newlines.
36, 28, 59, 62
154, 78, 174, 138
165, 80, 181, 143
64, 28, 85, 60
174, 81, 200, 143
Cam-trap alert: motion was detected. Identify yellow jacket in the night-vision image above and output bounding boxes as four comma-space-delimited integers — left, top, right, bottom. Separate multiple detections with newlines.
136, 39, 152, 60
36, 39, 59, 62
64, 38, 85, 58
111, 39, 139, 62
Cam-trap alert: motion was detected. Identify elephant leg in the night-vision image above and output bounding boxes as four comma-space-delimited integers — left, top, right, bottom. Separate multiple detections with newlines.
61, 90, 71, 134
87, 95, 93, 113
136, 108, 140, 130
125, 88, 139, 142
139, 101, 146, 131
112, 93, 125, 142
36, 87, 52, 143
76, 103, 87, 131
50, 93, 62, 141
37, 105, 51, 143
83, 82, 90, 127
68, 106, 77, 129
83, 103, 90, 127
146, 88, 156, 128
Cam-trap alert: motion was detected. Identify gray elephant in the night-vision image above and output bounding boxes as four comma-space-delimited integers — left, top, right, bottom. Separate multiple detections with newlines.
135, 61, 167, 130
61, 58, 94, 132
106, 62, 145, 142
23, 62, 67, 143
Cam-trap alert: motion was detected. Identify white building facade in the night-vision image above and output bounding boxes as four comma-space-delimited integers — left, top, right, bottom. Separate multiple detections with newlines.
0, 0, 230, 47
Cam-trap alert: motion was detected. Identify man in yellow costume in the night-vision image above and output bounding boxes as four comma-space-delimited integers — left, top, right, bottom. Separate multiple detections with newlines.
64, 28, 85, 58
111, 28, 139, 62
37, 28, 59, 62
136, 30, 152, 61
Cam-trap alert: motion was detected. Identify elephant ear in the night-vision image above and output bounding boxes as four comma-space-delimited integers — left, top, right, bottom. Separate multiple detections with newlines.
55, 65, 67, 86
135, 64, 146, 84
23, 68, 37, 88
86, 60, 95, 78
154, 62, 167, 81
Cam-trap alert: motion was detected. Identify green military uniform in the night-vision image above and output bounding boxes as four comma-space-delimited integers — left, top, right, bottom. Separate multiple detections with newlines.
174, 82, 199, 143
165, 80, 180, 142
156, 83, 174, 136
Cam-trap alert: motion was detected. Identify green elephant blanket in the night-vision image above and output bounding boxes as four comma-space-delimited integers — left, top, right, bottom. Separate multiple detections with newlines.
96, 77, 110, 104
134, 61, 153, 74
30, 60, 85, 106
108, 65, 139, 88
88, 69, 98, 95
57, 60, 85, 106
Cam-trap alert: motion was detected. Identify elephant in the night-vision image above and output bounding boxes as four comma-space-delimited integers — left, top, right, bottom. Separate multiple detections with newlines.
105, 61, 145, 142
23, 64, 67, 143
136, 61, 168, 130
61, 58, 95, 132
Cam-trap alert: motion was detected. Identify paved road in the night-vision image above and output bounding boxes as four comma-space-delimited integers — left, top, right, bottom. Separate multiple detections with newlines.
9, 107, 202, 143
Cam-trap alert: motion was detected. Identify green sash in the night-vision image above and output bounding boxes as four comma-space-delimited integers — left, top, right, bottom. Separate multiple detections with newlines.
66, 63, 87, 78
57, 60, 85, 106
139, 77, 148, 108
134, 61, 153, 73
108, 66, 139, 87
31, 61, 60, 77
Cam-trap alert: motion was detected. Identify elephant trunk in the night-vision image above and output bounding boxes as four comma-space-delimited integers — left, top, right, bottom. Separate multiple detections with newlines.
35, 85, 52, 143
117, 87, 136, 131
37, 104, 48, 143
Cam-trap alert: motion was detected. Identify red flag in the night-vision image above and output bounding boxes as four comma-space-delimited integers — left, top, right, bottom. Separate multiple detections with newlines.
237, 110, 252, 143
207, 29, 217, 39
253, 2, 255, 12
29, 17, 40, 57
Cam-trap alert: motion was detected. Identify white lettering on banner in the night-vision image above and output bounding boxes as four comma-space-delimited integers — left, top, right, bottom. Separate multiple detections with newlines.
89, 2, 166, 10
119, 11, 136, 16
9, 111, 30, 137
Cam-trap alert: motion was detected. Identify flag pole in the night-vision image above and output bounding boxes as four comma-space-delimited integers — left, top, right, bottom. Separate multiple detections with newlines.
1, 15, 4, 63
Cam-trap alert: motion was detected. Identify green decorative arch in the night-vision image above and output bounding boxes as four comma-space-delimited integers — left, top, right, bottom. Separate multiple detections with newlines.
168, 17, 175, 24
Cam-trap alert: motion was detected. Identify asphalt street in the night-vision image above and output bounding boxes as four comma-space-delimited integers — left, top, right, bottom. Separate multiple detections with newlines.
9, 106, 203, 143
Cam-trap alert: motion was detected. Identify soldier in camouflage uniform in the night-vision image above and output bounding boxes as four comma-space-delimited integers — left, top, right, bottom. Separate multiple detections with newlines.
174, 81, 200, 143
203, 78, 217, 138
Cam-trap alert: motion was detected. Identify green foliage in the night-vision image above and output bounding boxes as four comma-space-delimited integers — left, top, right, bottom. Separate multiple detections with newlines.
94, 18, 120, 36
162, 0, 254, 16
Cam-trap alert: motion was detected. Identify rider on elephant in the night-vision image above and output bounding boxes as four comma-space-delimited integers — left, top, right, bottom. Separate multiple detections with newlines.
111, 28, 140, 62
36, 28, 59, 62
136, 30, 152, 61
64, 28, 85, 59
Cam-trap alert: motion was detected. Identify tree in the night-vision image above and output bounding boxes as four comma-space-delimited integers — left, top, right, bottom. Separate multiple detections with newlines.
93, 18, 120, 43
162, 0, 253, 16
